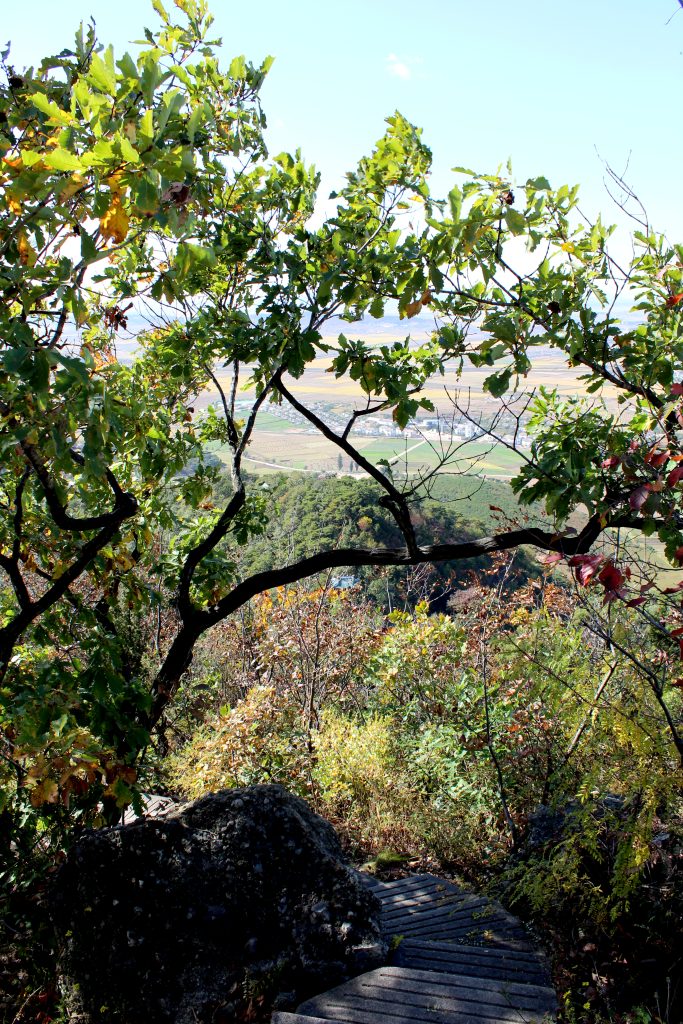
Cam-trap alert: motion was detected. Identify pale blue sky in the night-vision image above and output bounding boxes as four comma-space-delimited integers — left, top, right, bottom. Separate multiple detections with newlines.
5, 0, 683, 239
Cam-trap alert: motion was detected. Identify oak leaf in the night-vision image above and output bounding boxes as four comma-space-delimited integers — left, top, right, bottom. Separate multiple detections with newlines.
100, 195, 130, 244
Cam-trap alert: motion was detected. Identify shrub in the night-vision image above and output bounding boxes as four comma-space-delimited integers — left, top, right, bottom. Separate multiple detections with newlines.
169, 685, 312, 799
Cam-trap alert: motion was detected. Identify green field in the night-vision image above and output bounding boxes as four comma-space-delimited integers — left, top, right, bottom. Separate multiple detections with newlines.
213, 415, 525, 480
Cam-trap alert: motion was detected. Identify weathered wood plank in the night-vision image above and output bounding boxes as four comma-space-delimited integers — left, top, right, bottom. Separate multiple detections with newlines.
393, 938, 548, 969
296, 1004, 539, 1024
358, 875, 385, 890
392, 947, 549, 986
300, 966, 554, 1010
375, 878, 455, 892
278, 874, 556, 1024
272, 1015, 340, 1024
381, 893, 488, 915
383, 905, 513, 932
353, 965, 556, 1009
377, 875, 455, 896
382, 900, 487, 924
385, 918, 529, 942
301, 991, 551, 1024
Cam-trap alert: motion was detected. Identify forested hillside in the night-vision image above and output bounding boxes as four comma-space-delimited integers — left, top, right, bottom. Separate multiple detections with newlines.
224, 472, 542, 608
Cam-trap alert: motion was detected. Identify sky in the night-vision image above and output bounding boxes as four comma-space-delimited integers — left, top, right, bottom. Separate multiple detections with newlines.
4, 0, 683, 243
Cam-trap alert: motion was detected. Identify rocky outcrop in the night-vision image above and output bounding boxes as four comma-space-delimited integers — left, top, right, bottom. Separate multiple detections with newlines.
52, 785, 385, 1023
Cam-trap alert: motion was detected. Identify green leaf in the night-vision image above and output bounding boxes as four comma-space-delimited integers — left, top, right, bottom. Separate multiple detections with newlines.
80, 231, 98, 264
504, 209, 526, 235
117, 52, 139, 81
44, 148, 83, 172
448, 185, 462, 222
187, 104, 206, 145
483, 366, 513, 397
88, 48, 117, 96
116, 134, 140, 164
229, 55, 247, 80
131, 177, 159, 215
527, 176, 551, 191
369, 295, 384, 319
151, 0, 170, 22
52, 352, 91, 385
3, 347, 30, 374
174, 242, 216, 278
30, 91, 75, 126
138, 109, 155, 147
82, 138, 115, 167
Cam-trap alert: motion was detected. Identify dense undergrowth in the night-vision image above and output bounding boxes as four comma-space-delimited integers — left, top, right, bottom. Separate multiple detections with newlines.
2, 499, 683, 1023
165, 568, 683, 1024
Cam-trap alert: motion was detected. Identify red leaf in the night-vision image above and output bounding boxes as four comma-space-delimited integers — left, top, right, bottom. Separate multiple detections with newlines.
675, 546, 683, 566
537, 551, 563, 566
598, 562, 625, 591
601, 455, 620, 469
670, 626, 683, 637
666, 292, 683, 308
568, 554, 602, 567
568, 553, 604, 586
629, 484, 651, 510
668, 466, 683, 488
646, 449, 670, 468
626, 597, 646, 607
671, 383, 683, 396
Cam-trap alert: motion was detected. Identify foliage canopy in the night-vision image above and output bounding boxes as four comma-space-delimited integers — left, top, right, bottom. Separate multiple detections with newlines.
1, 0, 683, 816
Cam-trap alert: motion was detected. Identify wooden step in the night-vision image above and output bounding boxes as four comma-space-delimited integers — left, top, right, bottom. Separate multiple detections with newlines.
391, 938, 551, 987
272, 1015, 340, 1024
298, 965, 556, 1023
382, 894, 490, 920
272, 874, 557, 1024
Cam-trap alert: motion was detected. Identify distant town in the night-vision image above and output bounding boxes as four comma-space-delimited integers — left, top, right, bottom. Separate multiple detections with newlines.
236, 398, 534, 450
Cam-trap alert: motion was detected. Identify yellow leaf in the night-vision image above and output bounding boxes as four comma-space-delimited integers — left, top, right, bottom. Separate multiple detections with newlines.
17, 231, 37, 266
405, 299, 422, 319
114, 550, 136, 570
7, 195, 21, 215
100, 195, 129, 244
106, 171, 127, 195
58, 174, 85, 203
29, 778, 59, 806
561, 241, 575, 253
3, 154, 23, 172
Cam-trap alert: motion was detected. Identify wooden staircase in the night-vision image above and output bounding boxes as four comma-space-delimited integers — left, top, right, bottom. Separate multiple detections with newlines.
272, 873, 557, 1024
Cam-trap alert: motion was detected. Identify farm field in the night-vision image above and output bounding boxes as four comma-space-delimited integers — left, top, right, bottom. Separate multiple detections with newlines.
213, 421, 525, 479
209, 346, 596, 415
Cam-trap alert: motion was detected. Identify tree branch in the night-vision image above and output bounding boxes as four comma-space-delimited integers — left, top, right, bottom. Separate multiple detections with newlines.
276, 377, 420, 556
20, 443, 137, 532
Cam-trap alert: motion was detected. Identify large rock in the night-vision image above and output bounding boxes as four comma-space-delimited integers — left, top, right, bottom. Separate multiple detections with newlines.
52, 785, 385, 1023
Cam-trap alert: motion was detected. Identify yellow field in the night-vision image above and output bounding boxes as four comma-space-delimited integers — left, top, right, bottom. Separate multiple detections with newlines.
205, 345, 609, 415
